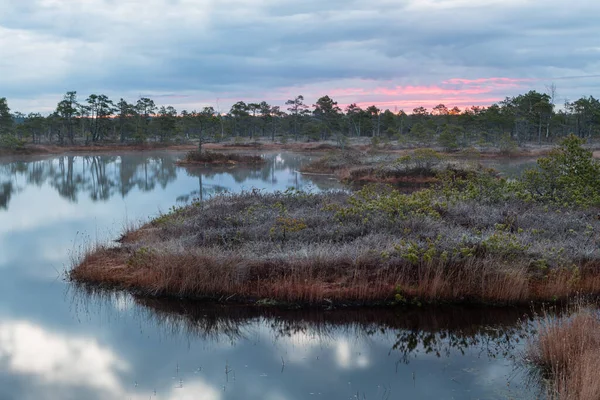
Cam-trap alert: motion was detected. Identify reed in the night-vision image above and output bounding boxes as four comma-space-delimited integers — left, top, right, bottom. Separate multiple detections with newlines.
526, 306, 600, 400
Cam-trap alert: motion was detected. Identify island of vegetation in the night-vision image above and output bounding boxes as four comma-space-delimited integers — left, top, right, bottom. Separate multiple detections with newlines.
299, 147, 483, 185
71, 135, 600, 307
176, 149, 265, 166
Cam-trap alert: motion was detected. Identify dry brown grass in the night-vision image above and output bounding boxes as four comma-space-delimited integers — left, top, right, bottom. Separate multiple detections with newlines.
300, 150, 483, 186
299, 150, 364, 175
526, 306, 600, 400
337, 165, 441, 185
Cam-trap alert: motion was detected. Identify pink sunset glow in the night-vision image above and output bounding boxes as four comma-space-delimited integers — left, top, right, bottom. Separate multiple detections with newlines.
275, 76, 534, 113
155, 76, 529, 116
111, 73, 599, 117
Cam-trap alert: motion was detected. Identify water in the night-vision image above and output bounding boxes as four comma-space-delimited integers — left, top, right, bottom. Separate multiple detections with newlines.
480, 158, 538, 178
0, 151, 540, 400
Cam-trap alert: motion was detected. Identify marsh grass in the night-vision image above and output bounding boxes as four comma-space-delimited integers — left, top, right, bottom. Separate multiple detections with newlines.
70, 185, 600, 306
300, 149, 482, 185
525, 304, 600, 400
299, 150, 365, 175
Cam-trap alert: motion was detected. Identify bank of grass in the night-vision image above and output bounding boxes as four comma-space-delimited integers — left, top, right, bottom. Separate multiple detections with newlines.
301, 148, 482, 184
70, 135, 600, 306
71, 188, 600, 306
525, 305, 600, 400
177, 150, 265, 165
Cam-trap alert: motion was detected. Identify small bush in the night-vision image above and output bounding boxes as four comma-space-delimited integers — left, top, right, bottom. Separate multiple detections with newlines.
520, 135, 600, 207
333, 184, 444, 220
499, 133, 518, 155
0, 134, 26, 150
438, 125, 461, 151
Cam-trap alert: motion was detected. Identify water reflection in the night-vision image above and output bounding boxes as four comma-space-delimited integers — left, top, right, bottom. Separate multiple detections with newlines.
63, 289, 539, 400
480, 158, 538, 178
0, 151, 539, 400
0, 152, 339, 210
0, 320, 129, 395
132, 297, 532, 363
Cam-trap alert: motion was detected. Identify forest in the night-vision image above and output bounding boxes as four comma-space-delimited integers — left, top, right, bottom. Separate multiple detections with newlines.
1, 90, 600, 151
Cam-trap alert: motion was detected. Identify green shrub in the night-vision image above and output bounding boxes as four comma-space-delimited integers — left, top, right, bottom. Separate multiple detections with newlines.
458, 147, 481, 160
520, 134, 600, 207
499, 133, 518, 155
0, 135, 26, 150
438, 125, 461, 151
370, 136, 380, 148
333, 184, 445, 221
393, 149, 446, 175
436, 167, 511, 204
412, 148, 445, 169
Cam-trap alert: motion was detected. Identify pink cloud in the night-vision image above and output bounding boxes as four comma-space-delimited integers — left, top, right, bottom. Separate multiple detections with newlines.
346, 97, 502, 112
327, 84, 494, 99
311, 76, 535, 111
176, 76, 535, 114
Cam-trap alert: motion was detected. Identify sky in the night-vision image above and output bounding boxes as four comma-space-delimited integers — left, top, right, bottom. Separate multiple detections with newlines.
1, 0, 599, 114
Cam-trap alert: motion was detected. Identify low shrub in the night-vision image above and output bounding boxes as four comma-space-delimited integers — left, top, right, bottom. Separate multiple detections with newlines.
520, 135, 600, 207
0, 135, 26, 150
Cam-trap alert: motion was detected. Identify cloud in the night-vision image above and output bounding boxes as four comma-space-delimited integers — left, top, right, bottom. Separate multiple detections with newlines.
0, 320, 129, 393
0, 319, 222, 400
1, 0, 599, 112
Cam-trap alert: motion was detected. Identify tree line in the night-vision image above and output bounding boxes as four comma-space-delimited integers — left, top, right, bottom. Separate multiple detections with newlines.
1, 90, 599, 150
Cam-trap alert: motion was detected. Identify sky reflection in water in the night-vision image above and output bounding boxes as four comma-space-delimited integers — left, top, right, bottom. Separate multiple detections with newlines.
0, 152, 538, 399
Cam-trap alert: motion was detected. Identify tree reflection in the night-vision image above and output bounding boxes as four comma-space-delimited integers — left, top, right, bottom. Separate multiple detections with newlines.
0, 152, 341, 210
0, 155, 178, 206
70, 283, 534, 364
0, 181, 13, 210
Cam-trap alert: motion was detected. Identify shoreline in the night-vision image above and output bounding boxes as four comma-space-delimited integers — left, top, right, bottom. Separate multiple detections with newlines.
2, 140, 592, 159
0, 141, 336, 157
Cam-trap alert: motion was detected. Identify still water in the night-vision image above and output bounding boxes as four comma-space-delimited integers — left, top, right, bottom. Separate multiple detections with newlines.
480, 158, 538, 178
0, 152, 539, 399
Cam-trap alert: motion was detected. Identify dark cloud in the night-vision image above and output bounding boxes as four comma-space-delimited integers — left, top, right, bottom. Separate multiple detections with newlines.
1, 0, 599, 112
